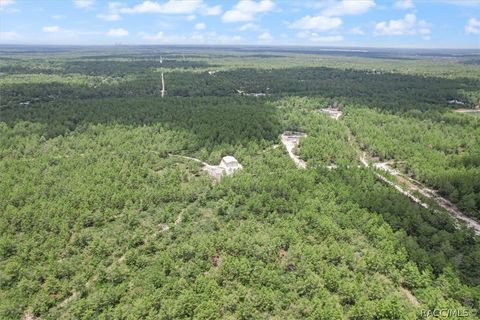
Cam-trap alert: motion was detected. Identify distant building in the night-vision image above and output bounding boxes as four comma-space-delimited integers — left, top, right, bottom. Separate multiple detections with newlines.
236, 90, 266, 97
448, 99, 465, 105
249, 93, 266, 97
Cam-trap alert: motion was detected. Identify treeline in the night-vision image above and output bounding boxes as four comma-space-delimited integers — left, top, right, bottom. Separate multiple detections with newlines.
0, 58, 213, 75
63, 59, 212, 75
3, 62, 479, 109
0, 72, 236, 106
212, 67, 480, 110
0, 96, 281, 150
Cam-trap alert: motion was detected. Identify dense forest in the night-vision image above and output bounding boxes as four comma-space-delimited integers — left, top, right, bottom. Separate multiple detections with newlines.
1, 47, 479, 319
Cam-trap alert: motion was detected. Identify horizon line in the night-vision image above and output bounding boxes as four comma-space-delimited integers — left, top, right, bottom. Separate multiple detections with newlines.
1, 43, 479, 51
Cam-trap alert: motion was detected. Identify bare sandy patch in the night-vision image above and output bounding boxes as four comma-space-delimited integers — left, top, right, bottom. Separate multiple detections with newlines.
281, 131, 307, 169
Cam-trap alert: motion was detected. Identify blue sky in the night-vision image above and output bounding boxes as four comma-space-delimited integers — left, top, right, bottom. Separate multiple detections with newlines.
0, 0, 479, 48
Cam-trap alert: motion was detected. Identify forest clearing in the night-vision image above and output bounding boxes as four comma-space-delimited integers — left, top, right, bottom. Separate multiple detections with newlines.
280, 132, 307, 168
169, 154, 243, 180
454, 108, 480, 114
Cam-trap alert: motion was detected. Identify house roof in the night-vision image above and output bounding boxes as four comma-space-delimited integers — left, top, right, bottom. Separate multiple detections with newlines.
222, 156, 238, 164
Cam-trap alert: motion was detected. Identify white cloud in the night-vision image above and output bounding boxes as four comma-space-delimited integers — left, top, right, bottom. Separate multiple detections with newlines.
186, 14, 196, 21
436, 0, 480, 7
199, 4, 221, 15
74, 0, 94, 8
43, 25, 61, 33
222, 0, 275, 23
0, 31, 20, 41
234, 0, 275, 13
139, 31, 164, 40
311, 35, 343, 42
297, 32, 344, 42
156, 0, 198, 13
98, 13, 121, 21
465, 18, 480, 34
238, 22, 260, 31
190, 32, 204, 41
222, 10, 252, 22
97, 2, 124, 21
216, 34, 243, 42
418, 22, 431, 35
120, 0, 221, 16
52, 14, 65, 19
195, 22, 206, 30
121, 1, 162, 13
7, 28, 103, 44
349, 26, 365, 35
108, 2, 122, 10
138, 31, 243, 44
394, 0, 414, 9
107, 28, 128, 37
0, 0, 19, 12
322, 0, 375, 16
0, 0, 15, 8
374, 13, 430, 36
290, 15, 343, 32
258, 32, 273, 41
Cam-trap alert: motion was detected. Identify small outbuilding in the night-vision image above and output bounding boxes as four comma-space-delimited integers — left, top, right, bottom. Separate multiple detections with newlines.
203, 155, 243, 180
219, 156, 243, 175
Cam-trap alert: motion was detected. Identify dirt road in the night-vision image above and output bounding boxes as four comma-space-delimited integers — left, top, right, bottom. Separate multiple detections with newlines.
280, 132, 307, 169
371, 159, 480, 233
169, 153, 208, 166
341, 119, 480, 233
358, 149, 480, 233
161, 72, 165, 98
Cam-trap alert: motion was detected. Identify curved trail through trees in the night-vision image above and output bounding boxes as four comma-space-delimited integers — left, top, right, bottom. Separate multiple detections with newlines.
360, 153, 429, 209
370, 158, 480, 233
168, 153, 208, 166
352, 131, 480, 233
